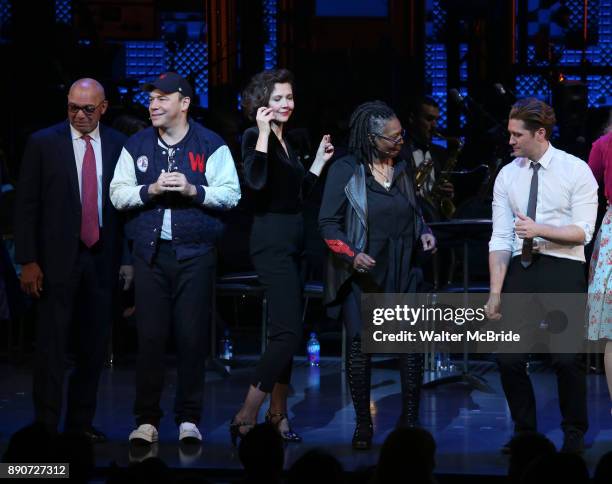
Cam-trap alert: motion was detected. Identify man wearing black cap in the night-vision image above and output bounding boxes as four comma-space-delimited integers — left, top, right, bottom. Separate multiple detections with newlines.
110, 72, 241, 444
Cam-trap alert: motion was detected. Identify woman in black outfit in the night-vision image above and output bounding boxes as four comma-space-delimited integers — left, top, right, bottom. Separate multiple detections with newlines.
231, 69, 334, 443
319, 101, 435, 449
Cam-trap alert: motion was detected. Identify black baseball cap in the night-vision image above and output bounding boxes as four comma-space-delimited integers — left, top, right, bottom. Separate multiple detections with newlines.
142, 72, 194, 98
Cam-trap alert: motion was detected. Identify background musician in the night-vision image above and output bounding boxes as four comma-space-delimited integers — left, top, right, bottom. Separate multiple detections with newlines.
404, 96, 455, 222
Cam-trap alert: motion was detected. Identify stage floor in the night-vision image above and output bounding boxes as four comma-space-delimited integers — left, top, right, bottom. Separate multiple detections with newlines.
1, 357, 611, 476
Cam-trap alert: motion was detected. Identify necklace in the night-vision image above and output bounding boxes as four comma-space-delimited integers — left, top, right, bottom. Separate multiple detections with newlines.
370, 162, 394, 189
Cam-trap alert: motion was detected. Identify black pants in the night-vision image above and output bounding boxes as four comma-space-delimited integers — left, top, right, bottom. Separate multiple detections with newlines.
496, 255, 588, 434
249, 213, 304, 393
133, 241, 215, 426
33, 246, 113, 432
342, 284, 365, 342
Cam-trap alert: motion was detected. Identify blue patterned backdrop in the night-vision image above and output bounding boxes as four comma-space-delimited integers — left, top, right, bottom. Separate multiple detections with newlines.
0, 0, 11, 27
263, 0, 278, 69
425, 0, 448, 128
516, 0, 612, 107
55, 0, 71, 24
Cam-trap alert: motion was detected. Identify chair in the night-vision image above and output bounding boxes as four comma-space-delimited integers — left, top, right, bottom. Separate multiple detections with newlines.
213, 271, 268, 358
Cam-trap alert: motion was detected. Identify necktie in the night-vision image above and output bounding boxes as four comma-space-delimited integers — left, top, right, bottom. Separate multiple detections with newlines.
520, 162, 540, 268
80, 135, 99, 247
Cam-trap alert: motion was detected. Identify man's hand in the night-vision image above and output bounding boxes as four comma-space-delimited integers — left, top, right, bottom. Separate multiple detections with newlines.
353, 252, 376, 273
515, 212, 539, 239
161, 172, 197, 197
421, 233, 437, 253
20, 262, 43, 298
485, 293, 502, 320
119, 265, 134, 291
148, 170, 196, 198
437, 181, 455, 198
148, 170, 171, 196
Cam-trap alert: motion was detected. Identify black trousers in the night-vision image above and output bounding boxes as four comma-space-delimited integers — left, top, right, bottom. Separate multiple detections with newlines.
133, 241, 215, 426
496, 254, 588, 434
249, 213, 303, 393
33, 245, 113, 432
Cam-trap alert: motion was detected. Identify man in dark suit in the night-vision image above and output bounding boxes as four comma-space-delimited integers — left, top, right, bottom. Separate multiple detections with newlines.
402, 97, 458, 289
15, 78, 129, 442
404, 96, 455, 222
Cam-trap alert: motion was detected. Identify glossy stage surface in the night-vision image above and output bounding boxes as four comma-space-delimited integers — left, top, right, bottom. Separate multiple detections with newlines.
1, 357, 611, 476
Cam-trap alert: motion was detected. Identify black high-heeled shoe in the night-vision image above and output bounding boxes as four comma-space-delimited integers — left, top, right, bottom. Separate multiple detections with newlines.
265, 410, 302, 442
229, 417, 254, 446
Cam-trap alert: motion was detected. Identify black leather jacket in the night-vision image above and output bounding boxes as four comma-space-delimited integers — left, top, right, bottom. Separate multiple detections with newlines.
319, 155, 431, 311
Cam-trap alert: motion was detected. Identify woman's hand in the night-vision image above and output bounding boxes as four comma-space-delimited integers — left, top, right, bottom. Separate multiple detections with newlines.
310, 135, 334, 176
353, 252, 376, 273
317, 135, 334, 163
421, 233, 437, 253
256, 107, 275, 135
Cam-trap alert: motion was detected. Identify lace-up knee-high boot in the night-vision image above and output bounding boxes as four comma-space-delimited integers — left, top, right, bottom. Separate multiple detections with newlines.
397, 353, 424, 428
347, 337, 373, 449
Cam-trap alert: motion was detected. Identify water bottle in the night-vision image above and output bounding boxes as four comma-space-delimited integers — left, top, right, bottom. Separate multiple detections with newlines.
220, 329, 233, 361
308, 364, 320, 389
435, 352, 450, 371
307, 332, 320, 367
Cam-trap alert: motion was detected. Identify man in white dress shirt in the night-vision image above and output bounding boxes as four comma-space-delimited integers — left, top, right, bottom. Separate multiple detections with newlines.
485, 98, 598, 454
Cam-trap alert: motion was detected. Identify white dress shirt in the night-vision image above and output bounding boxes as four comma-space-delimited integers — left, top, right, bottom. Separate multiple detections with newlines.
158, 137, 173, 240
489, 143, 598, 262
70, 123, 103, 226
412, 148, 435, 195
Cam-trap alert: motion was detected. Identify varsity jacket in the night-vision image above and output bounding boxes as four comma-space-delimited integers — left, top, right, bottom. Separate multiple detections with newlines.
110, 119, 241, 262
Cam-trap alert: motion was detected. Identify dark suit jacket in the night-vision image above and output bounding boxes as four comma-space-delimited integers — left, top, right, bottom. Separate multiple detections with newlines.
15, 121, 127, 285
403, 142, 448, 182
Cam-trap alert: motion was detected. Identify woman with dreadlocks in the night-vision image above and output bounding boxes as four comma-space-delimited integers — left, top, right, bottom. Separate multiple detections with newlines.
319, 100, 436, 449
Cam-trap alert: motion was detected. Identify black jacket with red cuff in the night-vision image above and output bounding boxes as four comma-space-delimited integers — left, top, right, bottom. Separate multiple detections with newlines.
318, 154, 431, 311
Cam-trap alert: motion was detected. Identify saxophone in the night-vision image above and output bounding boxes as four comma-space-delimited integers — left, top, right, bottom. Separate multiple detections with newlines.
414, 131, 464, 219
414, 155, 435, 193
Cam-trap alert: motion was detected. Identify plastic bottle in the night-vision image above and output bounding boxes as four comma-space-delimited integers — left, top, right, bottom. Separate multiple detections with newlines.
307, 332, 320, 367
220, 329, 233, 361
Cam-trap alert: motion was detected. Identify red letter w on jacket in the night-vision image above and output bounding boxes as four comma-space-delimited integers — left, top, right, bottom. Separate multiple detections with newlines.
189, 152, 206, 173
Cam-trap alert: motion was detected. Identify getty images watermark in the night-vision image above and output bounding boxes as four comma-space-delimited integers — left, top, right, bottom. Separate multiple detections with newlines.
361, 293, 607, 354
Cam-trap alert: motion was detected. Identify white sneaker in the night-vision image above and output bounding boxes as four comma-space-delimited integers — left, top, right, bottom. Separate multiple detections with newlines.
179, 422, 202, 443
129, 424, 159, 444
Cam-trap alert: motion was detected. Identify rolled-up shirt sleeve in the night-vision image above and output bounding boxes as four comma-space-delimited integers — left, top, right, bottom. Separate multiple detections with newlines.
489, 168, 515, 252
570, 163, 598, 245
